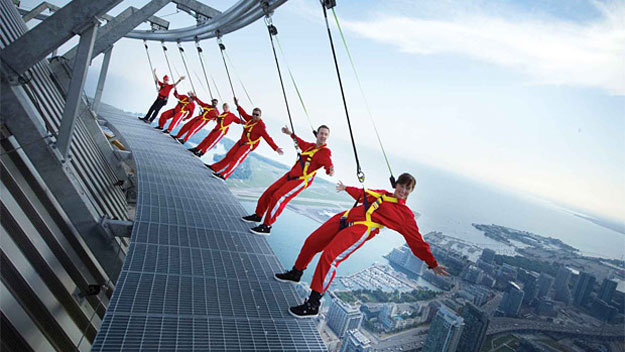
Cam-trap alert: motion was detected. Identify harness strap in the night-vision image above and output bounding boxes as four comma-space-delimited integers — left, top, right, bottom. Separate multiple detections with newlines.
340, 190, 398, 234
201, 106, 216, 120
292, 145, 325, 187
242, 120, 261, 146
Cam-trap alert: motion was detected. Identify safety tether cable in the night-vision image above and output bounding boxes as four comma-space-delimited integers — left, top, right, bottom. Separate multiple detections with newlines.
195, 40, 214, 100
331, 8, 396, 186
161, 41, 176, 84
143, 40, 158, 92
265, 16, 297, 149
273, 28, 316, 135
177, 42, 196, 96
321, 3, 364, 184
217, 36, 237, 100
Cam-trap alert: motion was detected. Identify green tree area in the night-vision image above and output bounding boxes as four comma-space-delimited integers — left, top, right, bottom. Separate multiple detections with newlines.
335, 289, 439, 304
493, 255, 557, 276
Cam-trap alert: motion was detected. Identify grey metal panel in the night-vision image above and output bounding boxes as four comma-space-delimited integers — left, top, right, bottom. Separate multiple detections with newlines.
92, 109, 326, 351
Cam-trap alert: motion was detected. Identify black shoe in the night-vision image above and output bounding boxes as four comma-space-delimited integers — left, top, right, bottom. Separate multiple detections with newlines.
250, 224, 271, 235
289, 299, 320, 318
188, 147, 198, 152
242, 214, 262, 223
154, 126, 162, 130
204, 164, 214, 171
194, 150, 204, 157
275, 267, 303, 283
211, 172, 225, 181
142, 118, 150, 123
162, 129, 170, 134
177, 138, 185, 144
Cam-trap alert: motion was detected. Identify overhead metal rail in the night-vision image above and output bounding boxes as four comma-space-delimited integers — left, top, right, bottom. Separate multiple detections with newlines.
18, 0, 289, 42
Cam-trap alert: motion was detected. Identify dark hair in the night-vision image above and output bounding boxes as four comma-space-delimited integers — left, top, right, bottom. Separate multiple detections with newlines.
317, 125, 330, 133
396, 173, 416, 190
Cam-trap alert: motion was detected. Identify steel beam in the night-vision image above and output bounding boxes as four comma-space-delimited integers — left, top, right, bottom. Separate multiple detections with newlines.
64, 0, 170, 63
92, 46, 112, 114
21, 1, 59, 23
0, 0, 120, 77
56, 21, 98, 160
173, 0, 221, 23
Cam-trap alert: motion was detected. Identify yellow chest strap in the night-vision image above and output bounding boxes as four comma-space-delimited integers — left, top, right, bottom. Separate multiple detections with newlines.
201, 106, 215, 120
297, 145, 325, 187
243, 120, 261, 146
178, 98, 190, 112
216, 113, 230, 133
341, 190, 399, 234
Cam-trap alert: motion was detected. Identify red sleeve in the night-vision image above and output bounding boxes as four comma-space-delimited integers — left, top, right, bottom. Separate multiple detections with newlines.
261, 124, 279, 151
237, 105, 252, 122
291, 134, 314, 151
345, 186, 363, 201
230, 113, 242, 124
322, 149, 333, 174
173, 91, 181, 99
194, 96, 208, 107
388, 207, 438, 268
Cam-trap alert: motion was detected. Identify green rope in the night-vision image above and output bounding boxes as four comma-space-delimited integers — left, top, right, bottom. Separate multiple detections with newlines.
223, 49, 254, 106
331, 8, 394, 179
274, 34, 315, 133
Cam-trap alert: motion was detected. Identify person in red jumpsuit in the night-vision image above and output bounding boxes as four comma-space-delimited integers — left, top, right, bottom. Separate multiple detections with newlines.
188, 102, 242, 157
274, 173, 449, 318
140, 69, 184, 123
155, 90, 195, 133
207, 97, 283, 180
174, 96, 219, 144
242, 125, 334, 235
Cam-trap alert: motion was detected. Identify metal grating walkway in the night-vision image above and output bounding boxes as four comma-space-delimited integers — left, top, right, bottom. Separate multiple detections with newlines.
91, 108, 326, 351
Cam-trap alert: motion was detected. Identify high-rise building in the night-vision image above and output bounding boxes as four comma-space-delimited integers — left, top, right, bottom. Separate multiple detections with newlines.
522, 272, 539, 305
379, 303, 397, 330
480, 248, 496, 264
387, 244, 424, 275
423, 305, 464, 352
498, 282, 524, 317
340, 329, 372, 352
327, 294, 364, 338
572, 272, 596, 307
598, 279, 618, 303
554, 266, 573, 304
537, 273, 554, 298
457, 303, 490, 352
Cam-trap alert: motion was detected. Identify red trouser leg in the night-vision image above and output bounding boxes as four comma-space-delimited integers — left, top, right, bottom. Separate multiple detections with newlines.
211, 143, 244, 174
169, 110, 188, 130
197, 129, 225, 153
183, 119, 209, 142
175, 116, 200, 138
259, 175, 309, 226
255, 174, 289, 218
158, 109, 175, 128
221, 144, 256, 179
294, 214, 372, 293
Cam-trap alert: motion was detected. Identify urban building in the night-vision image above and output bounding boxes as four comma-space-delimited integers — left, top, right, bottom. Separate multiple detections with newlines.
522, 272, 539, 305
340, 329, 372, 352
423, 305, 464, 352
537, 273, 554, 298
379, 303, 398, 330
498, 282, 524, 317
457, 303, 490, 352
554, 266, 573, 304
387, 244, 425, 276
327, 294, 364, 338
572, 271, 596, 307
598, 279, 618, 303
480, 248, 496, 264
590, 298, 618, 322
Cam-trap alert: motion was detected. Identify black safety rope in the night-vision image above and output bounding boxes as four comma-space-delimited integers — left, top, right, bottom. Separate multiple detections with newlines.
265, 17, 297, 149
217, 36, 237, 100
177, 42, 196, 96
321, 3, 364, 184
143, 40, 158, 91
195, 40, 214, 100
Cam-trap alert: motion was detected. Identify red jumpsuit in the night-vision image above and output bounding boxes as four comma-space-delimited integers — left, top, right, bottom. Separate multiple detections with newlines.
175, 97, 219, 142
294, 186, 438, 294
196, 111, 242, 153
210, 105, 279, 179
157, 91, 195, 130
254, 135, 332, 226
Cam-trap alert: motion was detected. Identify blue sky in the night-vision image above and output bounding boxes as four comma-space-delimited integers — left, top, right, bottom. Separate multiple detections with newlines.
22, 0, 625, 222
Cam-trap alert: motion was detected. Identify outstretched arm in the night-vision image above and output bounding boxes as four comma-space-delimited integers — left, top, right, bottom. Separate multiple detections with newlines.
173, 76, 185, 87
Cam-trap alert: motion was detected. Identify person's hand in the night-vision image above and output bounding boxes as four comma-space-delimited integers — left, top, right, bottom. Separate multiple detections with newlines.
233, 97, 239, 106
328, 165, 335, 177
153, 68, 157, 73
336, 180, 346, 192
276, 148, 284, 155
281, 125, 292, 135
180, 76, 186, 80
431, 265, 449, 276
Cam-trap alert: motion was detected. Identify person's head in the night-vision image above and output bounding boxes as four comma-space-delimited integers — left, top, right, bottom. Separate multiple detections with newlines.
393, 173, 416, 200
316, 125, 330, 145
211, 98, 218, 107
163, 75, 169, 83
252, 107, 262, 121
222, 103, 230, 112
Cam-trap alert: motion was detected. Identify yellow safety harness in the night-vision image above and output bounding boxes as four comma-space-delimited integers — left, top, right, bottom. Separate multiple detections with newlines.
340, 189, 398, 235
200, 106, 216, 121
216, 113, 230, 133
291, 144, 326, 187
240, 120, 261, 146
178, 97, 190, 113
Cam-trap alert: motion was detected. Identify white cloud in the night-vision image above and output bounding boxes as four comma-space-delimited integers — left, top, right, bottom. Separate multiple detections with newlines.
340, 1, 625, 95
